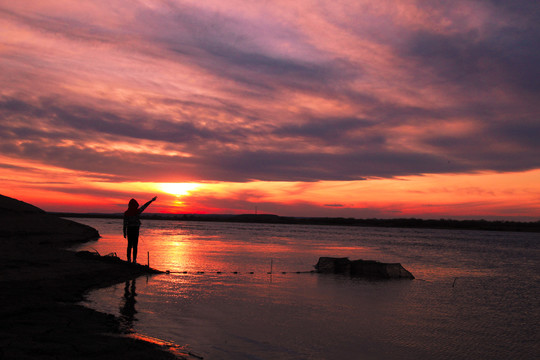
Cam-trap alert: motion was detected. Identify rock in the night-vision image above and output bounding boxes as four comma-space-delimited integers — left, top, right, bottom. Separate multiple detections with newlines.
315, 257, 351, 274
76, 251, 164, 274
350, 259, 414, 279
315, 257, 414, 279
0, 194, 99, 244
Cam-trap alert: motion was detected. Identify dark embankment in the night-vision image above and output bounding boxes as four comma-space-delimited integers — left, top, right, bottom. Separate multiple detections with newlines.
0, 194, 184, 359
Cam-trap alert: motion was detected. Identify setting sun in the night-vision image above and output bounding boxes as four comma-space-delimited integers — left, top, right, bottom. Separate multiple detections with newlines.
158, 183, 201, 197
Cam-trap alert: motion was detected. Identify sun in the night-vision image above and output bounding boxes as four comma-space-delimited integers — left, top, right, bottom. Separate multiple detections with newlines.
158, 183, 200, 196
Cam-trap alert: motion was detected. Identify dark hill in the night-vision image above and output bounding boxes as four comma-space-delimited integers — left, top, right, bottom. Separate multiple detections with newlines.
0, 194, 99, 243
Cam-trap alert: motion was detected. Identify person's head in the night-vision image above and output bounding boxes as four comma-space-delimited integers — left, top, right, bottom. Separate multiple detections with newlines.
128, 198, 139, 210
125, 198, 139, 215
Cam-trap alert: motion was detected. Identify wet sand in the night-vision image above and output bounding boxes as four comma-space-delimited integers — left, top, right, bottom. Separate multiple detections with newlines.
0, 195, 188, 359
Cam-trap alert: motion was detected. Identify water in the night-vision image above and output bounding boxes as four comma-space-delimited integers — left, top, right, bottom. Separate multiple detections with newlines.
71, 218, 539, 359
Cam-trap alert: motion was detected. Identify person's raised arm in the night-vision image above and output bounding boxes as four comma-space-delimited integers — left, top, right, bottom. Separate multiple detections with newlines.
138, 196, 157, 213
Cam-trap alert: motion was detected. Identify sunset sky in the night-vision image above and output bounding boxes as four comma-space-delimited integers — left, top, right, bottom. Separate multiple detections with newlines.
1, 0, 539, 220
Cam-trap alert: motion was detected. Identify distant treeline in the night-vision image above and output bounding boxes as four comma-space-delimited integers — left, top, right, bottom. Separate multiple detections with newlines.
52, 212, 540, 233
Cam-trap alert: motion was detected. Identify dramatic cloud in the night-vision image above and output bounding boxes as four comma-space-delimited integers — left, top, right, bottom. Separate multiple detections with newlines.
1, 0, 539, 218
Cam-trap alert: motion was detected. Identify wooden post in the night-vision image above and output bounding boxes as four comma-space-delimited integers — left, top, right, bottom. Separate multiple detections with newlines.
147, 251, 150, 267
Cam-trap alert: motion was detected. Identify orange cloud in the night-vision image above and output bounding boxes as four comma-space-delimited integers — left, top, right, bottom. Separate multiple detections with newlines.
2, 150, 539, 220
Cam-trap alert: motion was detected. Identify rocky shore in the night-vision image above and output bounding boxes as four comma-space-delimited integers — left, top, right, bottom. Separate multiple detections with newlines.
0, 195, 186, 359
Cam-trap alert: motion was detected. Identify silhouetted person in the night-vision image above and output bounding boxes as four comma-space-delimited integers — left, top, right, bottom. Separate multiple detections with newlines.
123, 196, 157, 263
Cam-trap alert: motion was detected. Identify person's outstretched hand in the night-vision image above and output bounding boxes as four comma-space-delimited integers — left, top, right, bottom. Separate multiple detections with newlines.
152, 196, 157, 201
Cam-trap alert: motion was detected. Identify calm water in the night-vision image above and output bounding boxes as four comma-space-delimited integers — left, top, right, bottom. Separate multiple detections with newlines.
71, 218, 539, 359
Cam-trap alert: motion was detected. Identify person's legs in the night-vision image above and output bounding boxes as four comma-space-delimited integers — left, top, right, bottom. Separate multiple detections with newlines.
133, 235, 139, 263
126, 227, 140, 262
127, 240, 132, 262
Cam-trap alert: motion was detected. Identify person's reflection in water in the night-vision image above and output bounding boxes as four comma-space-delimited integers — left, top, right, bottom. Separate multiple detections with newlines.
119, 279, 137, 332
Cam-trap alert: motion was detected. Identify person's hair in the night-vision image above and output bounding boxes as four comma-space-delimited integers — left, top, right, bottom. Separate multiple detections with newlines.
125, 198, 139, 216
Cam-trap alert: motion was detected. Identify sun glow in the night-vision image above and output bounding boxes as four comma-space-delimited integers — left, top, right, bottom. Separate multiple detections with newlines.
158, 183, 201, 196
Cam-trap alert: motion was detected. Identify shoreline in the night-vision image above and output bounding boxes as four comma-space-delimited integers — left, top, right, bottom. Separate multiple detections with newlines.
53, 212, 540, 233
0, 194, 189, 359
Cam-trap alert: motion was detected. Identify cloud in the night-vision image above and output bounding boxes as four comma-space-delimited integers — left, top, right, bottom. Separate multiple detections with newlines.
1, 0, 539, 187
1, 88, 538, 183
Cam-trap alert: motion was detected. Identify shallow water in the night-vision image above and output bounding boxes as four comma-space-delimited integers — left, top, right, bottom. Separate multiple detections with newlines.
72, 218, 539, 359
